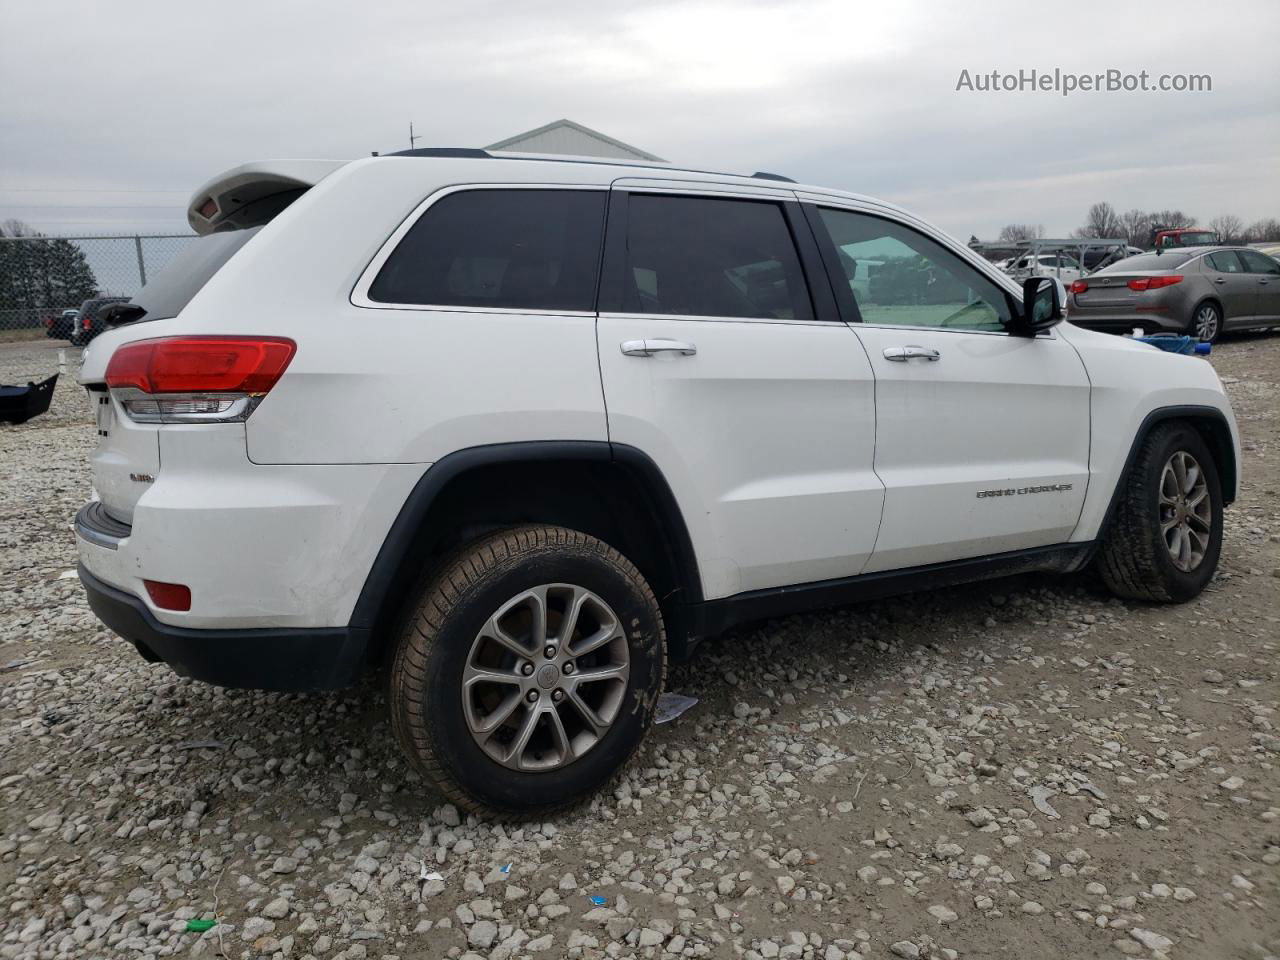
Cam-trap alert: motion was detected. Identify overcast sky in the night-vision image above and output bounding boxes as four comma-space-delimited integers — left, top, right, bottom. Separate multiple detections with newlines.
2, 0, 1276, 243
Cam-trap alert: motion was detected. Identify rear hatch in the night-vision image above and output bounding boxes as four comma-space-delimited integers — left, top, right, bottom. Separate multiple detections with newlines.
78, 160, 341, 525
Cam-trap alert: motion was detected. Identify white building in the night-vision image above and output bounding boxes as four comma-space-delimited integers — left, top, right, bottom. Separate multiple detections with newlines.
486, 119, 663, 163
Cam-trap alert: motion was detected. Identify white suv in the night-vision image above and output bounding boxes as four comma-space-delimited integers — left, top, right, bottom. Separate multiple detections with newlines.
75, 150, 1240, 816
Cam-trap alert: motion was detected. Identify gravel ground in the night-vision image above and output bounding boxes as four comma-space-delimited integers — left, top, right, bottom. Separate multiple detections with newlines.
1, 334, 1278, 960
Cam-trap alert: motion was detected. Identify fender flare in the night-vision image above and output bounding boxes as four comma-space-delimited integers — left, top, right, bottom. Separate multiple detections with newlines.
1095, 404, 1238, 541
347, 440, 704, 636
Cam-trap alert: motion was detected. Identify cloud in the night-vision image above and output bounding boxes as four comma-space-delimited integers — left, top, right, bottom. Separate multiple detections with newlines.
1, 0, 1275, 239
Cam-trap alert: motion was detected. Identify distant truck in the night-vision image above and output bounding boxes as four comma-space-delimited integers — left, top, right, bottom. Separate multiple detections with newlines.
1152, 227, 1219, 251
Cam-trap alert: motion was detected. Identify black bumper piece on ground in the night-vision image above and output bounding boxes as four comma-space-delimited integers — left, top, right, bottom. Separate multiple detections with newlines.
78, 565, 369, 691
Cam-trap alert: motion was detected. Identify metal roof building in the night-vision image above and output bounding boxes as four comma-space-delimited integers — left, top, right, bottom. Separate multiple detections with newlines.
486, 119, 664, 163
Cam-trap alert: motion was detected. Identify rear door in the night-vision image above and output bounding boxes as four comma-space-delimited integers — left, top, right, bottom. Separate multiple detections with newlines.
1236, 249, 1280, 323
803, 199, 1091, 572
596, 182, 883, 600
1203, 250, 1258, 321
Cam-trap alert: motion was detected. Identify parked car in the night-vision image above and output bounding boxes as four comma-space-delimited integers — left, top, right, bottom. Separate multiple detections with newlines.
75, 151, 1240, 816
46, 308, 79, 340
1004, 253, 1083, 285
72, 296, 131, 345
1067, 246, 1280, 342
1082, 245, 1144, 271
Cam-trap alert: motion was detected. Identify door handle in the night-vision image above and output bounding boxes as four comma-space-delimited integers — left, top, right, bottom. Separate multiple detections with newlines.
620, 339, 697, 357
1214, 277, 1226, 284
1260, 279, 1270, 285
883, 345, 941, 362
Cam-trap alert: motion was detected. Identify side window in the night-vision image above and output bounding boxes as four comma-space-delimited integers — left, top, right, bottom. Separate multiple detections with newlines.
817, 208, 1012, 331
368, 189, 606, 311
619, 194, 814, 321
1238, 250, 1280, 276
1206, 251, 1245, 273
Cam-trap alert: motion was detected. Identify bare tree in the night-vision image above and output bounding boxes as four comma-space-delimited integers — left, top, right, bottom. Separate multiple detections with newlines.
1244, 218, 1280, 242
997, 223, 1044, 243
1148, 209, 1196, 230
1119, 209, 1153, 249
1075, 202, 1124, 239
1, 219, 42, 238
1208, 215, 1244, 244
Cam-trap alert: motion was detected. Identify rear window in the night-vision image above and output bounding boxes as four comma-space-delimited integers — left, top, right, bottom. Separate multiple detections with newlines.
368, 189, 607, 311
1097, 252, 1194, 273
128, 189, 305, 321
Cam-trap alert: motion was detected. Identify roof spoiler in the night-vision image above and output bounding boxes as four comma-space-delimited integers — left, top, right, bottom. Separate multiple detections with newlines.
186, 159, 345, 235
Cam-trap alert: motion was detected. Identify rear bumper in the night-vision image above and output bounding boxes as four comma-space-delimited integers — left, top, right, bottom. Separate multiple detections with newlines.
1067, 310, 1186, 335
79, 565, 368, 690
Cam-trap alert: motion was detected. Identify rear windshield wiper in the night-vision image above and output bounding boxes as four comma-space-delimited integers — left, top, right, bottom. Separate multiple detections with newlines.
102, 303, 148, 327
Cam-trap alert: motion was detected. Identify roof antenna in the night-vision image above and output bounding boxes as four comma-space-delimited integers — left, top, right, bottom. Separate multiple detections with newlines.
409, 122, 421, 151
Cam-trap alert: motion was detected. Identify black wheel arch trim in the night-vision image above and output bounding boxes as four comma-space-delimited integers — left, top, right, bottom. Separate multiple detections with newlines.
347, 440, 704, 638
1096, 404, 1237, 539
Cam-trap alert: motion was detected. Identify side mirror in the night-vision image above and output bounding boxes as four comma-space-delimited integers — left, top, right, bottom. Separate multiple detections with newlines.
1013, 277, 1064, 336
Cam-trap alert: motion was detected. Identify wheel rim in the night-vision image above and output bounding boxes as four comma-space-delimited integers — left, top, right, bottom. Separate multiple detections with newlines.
1195, 305, 1219, 341
462, 583, 629, 772
1159, 451, 1212, 572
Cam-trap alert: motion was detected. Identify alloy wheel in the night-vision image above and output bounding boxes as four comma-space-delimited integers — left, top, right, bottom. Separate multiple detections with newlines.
462, 584, 629, 771
1194, 305, 1219, 341
1159, 451, 1212, 572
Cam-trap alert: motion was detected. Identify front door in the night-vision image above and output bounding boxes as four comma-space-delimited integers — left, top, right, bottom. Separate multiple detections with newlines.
804, 200, 1092, 573
596, 183, 883, 600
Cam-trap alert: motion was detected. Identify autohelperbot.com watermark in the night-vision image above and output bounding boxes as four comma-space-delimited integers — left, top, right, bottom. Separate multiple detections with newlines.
955, 68, 1211, 96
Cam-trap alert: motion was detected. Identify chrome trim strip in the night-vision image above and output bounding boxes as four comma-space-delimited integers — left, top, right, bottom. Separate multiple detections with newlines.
598, 311, 841, 328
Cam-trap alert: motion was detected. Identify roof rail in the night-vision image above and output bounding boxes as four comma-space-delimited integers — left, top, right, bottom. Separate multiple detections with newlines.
387, 147, 494, 158
377, 147, 802, 187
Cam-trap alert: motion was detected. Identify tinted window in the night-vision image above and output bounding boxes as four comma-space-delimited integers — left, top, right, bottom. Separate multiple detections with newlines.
1097, 252, 1194, 272
618, 195, 813, 321
129, 190, 307, 321
818, 208, 1011, 331
131, 230, 262, 320
1206, 251, 1245, 274
1238, 249, 1280, 275
369, 189, 605, 311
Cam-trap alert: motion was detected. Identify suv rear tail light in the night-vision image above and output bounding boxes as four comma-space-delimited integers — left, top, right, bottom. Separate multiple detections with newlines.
1069, 280, 1089, 294
105, 336, 295, 424
83, 314, 92, 330
1127, 275, 1183, 291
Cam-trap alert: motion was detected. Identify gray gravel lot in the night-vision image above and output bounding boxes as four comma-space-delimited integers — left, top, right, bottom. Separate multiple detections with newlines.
1, 334, 1278, 960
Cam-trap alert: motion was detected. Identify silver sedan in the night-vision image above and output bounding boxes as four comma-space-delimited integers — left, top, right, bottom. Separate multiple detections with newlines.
1066, 246, 1280, 342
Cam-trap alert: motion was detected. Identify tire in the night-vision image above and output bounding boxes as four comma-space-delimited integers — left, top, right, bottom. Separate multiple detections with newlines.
1190, 301, 1222, 343
389, 525, 667, 818
1095, 422, 1223, 602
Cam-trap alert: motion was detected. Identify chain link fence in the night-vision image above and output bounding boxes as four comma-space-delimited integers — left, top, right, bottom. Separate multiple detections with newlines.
0, 234, 196, 340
